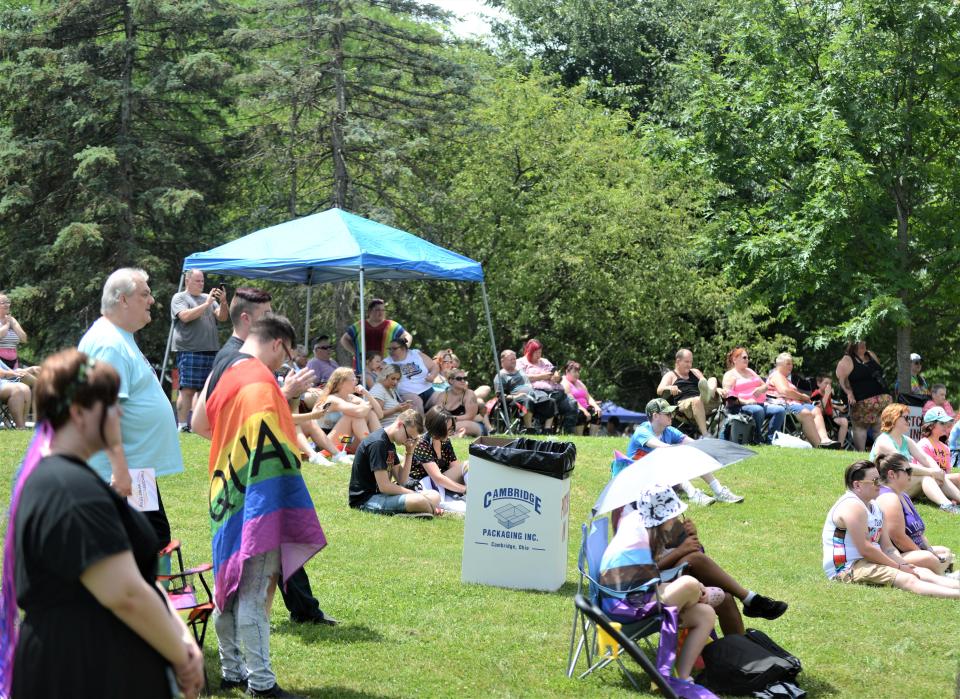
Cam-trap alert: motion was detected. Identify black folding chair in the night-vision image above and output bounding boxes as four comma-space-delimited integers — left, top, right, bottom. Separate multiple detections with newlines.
573, 594, 680, 698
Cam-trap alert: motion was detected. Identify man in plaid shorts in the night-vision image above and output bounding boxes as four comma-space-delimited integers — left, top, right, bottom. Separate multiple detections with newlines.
171, 269, 228, 431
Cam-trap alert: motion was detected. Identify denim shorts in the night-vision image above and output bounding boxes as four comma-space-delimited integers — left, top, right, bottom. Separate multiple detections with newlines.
359, 493, 408, 514
786, 402, 816, 414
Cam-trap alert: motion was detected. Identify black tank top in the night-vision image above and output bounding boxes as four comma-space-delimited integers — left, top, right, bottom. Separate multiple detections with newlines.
673, 371, 700, 401
848, 354, 886, 401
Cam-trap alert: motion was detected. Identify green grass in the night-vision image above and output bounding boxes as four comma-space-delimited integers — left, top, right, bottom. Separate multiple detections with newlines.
2, 432, 959, 697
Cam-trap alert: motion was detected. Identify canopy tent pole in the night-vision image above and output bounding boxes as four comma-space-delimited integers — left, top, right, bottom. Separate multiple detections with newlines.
358, 267, 366, 388
158, 273, 186, 385
481, 282, 512, 434
304, 268, 314, 350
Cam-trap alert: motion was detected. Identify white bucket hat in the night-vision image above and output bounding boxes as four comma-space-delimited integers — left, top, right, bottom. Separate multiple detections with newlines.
636, 484, 688, 528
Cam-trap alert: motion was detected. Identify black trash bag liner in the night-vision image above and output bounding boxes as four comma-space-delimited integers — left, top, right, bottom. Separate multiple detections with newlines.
468, 438, 576, 480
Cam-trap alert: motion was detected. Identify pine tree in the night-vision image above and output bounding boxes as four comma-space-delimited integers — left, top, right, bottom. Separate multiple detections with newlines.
0, 0, 239, 358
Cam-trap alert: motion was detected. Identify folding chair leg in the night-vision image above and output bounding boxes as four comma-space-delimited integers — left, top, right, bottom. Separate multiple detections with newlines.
566, 607, 585, 678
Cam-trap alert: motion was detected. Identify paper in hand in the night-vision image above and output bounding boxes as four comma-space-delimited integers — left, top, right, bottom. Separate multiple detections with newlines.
127, 468, 159, 511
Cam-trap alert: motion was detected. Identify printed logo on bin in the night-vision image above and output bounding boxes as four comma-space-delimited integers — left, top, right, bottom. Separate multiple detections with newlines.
483, 487, 542, 529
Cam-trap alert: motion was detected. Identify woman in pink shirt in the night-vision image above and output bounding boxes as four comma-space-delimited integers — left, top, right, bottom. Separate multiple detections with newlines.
720, 347, 785, 444
516, 339, 578, 434
562, 361, 602, 436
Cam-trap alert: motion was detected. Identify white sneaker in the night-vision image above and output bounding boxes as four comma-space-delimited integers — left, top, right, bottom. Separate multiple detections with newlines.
944, 570, 960, 580
714, 486, 745, 504
309, 452, 333, 466
688, 489, 716, 506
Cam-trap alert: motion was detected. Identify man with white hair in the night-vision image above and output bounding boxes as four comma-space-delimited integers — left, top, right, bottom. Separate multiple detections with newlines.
767, 352, 838, 448
78, 267, 183, 553
171, 269, 228, 431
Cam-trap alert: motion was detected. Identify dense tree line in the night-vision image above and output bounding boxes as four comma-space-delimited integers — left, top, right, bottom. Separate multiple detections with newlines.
2, 0, 957, 407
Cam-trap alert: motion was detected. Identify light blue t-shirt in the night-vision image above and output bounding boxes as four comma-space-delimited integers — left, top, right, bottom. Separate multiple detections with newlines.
950, 422, 960, 454
78, 317, 184, 481
625, 421, 686, 459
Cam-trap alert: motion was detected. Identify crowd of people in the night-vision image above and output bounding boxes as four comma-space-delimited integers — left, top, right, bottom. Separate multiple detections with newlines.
4, 268, 960, 697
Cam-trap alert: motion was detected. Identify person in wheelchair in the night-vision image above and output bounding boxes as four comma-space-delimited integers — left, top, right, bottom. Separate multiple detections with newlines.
811, 374, 849, 448
493, 349, 556, 433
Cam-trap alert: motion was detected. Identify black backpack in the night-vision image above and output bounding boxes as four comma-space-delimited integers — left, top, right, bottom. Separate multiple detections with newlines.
699, 628, 802, 696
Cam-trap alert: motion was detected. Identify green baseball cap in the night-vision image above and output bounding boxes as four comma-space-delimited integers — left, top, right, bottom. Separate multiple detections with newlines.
645, 398, 677, 415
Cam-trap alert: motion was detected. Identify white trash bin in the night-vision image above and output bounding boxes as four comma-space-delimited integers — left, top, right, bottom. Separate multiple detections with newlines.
461, 437, 575, 591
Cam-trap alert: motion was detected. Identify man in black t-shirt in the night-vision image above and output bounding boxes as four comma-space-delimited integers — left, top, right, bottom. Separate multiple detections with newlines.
349, 409, 440, 516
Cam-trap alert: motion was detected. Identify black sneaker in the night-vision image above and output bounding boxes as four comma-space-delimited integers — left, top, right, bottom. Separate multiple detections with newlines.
221, 676, 247, 691
247, 684, 303, 698
291, 611, 339, 626
742, 594, 788, 620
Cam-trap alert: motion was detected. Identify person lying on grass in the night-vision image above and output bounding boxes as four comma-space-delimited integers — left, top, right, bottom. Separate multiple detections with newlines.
625, 398, 743, 506
875, 453, 955, 576
637, 484, 787, 635
821, 460, 959, 598
348, 408, 441, 518
600, 497, 716, 690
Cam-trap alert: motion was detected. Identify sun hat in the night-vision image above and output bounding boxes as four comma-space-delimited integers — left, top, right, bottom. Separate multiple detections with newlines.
636, 484, 688, 528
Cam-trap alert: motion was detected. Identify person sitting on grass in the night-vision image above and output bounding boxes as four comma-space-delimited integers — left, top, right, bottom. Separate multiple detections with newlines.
875, 453, 955, 576
869, 402, 960, 514
369, 364, 413, 428
922, 383, 955, 418
348, 409, 441, 518
638, 485, 786, 635
600, 499, 717, 692
916, 407, 960, 490
626, 398, 744, 506
315, 367, 382, 457
435, 369, 490, 436
821, 460, 959, 598
767, 352, 839, 449
363, 352, 383, 390
410, 407, 468, 513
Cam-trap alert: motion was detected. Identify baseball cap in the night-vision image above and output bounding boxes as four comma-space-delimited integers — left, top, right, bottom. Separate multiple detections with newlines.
910, 353, 922, 362
923, 407, 952, 424
645, 398, 677, 415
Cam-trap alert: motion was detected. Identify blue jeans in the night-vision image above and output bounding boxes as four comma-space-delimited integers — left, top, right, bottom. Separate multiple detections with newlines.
215, 549, 280, 691
740, 403, 785, 444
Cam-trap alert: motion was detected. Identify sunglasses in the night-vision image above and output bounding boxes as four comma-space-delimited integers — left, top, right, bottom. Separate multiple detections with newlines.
315, 345, 332, 350
388, 345, 402, 351
894, 467, 914, 476
857, 477, 881, 486
451, 376, 467, 382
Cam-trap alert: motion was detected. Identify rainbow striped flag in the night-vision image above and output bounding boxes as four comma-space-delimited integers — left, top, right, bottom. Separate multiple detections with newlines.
346, 318, 405, 369
206, 357, 327, 610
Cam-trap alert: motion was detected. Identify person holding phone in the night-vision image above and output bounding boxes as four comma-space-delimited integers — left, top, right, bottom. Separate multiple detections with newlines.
170, 269, 228, 432
1, 349, 203, 698
369, 364, 412, 428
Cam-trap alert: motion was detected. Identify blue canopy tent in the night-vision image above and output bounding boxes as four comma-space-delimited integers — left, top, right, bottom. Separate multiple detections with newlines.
161, 208, 509, 424
599, 400, 647, 425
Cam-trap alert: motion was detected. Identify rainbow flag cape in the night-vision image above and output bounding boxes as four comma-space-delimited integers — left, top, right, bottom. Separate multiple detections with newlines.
206, 357, 327, 610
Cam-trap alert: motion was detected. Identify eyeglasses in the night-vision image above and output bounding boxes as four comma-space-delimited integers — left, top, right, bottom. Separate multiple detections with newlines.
388, 345, 402, 352
0, 300, 9, 306
857, 477, 881, 486
315, 345, 332, 350
281, 343, 295, 364
739, 354, 749, 360
451, 376, 467, 382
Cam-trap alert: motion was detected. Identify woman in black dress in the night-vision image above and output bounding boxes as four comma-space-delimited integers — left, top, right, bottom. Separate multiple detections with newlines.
0, 349, 204, 699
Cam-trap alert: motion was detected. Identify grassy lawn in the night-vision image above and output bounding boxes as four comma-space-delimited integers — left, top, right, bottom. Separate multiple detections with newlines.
1, 431, 959, 697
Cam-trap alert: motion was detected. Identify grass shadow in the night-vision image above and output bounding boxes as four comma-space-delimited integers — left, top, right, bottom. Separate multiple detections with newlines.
275, 621, 385, 644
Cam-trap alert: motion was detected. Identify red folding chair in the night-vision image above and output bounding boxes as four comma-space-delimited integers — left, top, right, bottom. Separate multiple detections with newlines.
158, 540, 215, 648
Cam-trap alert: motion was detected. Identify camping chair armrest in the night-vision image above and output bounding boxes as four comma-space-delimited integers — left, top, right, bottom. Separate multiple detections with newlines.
658, 563, 688, 583
158, 540, 181, 557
